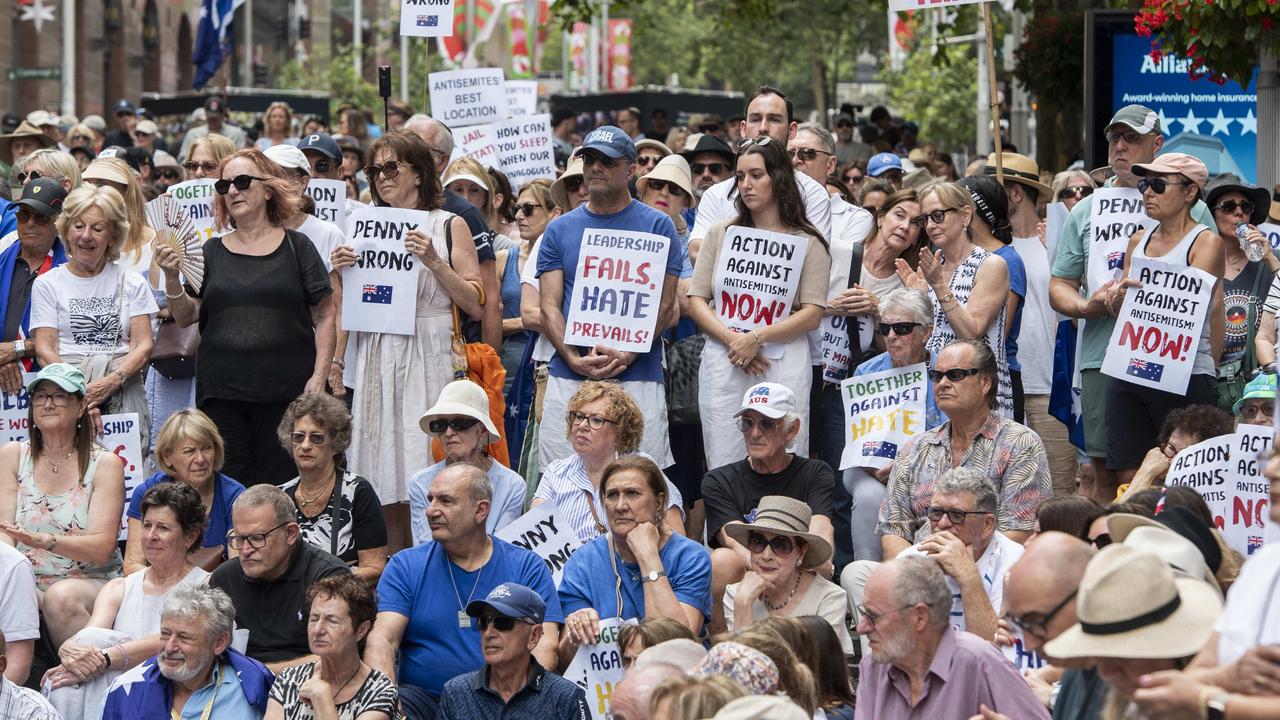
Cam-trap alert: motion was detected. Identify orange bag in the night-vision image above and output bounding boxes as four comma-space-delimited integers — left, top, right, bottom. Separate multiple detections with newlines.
431, 301, 510, 466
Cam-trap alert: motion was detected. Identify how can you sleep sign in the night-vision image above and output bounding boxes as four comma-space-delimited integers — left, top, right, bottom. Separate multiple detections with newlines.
341, 206, 427, 335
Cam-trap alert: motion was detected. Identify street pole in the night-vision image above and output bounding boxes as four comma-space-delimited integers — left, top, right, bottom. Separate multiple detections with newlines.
1258, 47, 1279, 189
976, 15, 990, 163
61, 0, 75, 114
353, 0, 362, 80
400, 33, 409, 112
981, 1, 1003, 182
243, 0, 254, 86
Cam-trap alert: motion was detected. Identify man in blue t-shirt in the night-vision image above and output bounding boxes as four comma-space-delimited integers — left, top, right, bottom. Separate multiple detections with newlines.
364, 464, 563, 717
535, 125, 683, 471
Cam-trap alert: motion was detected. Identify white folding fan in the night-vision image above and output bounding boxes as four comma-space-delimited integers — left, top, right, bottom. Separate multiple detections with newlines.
145, 196, 204, 294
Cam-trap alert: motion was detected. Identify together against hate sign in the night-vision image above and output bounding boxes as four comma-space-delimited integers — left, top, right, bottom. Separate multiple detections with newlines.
839, 362, 927, 470
565, 617, 636, 720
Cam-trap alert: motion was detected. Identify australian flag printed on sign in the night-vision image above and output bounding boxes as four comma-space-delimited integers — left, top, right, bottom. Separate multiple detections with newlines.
417, 14, 438, 27
362, 285, 393, 304
862, 440, 898, 459
1126, 358, 1164, 382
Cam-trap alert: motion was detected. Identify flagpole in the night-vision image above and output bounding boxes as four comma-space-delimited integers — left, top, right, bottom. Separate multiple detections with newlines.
982, 1, 1004, 183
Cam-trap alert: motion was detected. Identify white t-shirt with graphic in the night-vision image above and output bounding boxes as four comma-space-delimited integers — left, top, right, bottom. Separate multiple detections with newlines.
30, 263, 158, 356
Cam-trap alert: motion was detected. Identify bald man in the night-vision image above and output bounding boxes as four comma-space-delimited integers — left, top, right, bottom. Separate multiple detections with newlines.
611, 661, 684, 720
0, 629, 61, 718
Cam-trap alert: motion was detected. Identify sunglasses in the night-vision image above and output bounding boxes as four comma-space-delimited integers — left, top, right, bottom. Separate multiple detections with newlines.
562, 177, 584, 193
737, 137, 773, 151
736, 416, 782, 434
926, 506, 994, 524
636, 155, 661, 167
214, 174, 264, 195
1137, 178, 1192, 195
70, 134, 93, 144
289, 431, 329, 446
1091, 532, 1112, 549
691, 163, 728, 176
363, 160, 405, 182
16, 170, 42, 184
157, 170, 181, 181
1105, 129, 1144, 145
1241, 402, 1274, 420
476, 615, 531, 632
1057, 186, 1093, 201
1214, 200, 1256, 216
579, 151, 618, 168
878, 322, 922, 336
184, 161, 219, 174
745, 531, 798, 556
312, 159, 334, 174
909, 208, 958, 228
428, 417, 481, 434
928, 367, 982, 383
16, 209, 52, 225
844, 174, 865, 184
645, 179, 687, 198
514, 202, 544, 218
788, 147, 831, 162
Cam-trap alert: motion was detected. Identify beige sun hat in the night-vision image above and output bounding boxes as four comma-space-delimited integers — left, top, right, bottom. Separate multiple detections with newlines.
636, 155, 692, 198
418, 379, 500, 440
722, 495, 832, 570
1043, 544, 1223, 660
634, 138, 673, 158
550, 153, 584, 210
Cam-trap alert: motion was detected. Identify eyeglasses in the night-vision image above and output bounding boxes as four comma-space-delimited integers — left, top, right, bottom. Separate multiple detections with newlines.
1137, 178, 1192, 195
928, 367, 982, 383
1090, 532, 1112, 549
363, 161, 404, 182
645, 179, 687, 198
1241, 403, 1274, 420
16, 209, 52, 225
855, 603, 915, 629
1057, 186, 1093, 201
562, 177, 584, 193
213, 174, 264, 195
909, 208, 958, 228
745, 531, 797, 556
1105, 129, 1144, 145
227, 521, 289, 550
312, 159, 334, 175
514, 203, 544, 218
568, 411, 616, 430
428, 417, 481, 434
926, 506, 994, 524
31, 390, 72, 406
1005, 589, 1078, 639
691, 162, 728, 176
476, 615, 532, 632
184, 161, 218, 174
16, 170, 41, 184
788, 147, 832, 162
1214, 200, 1256, 216
636, 155, 661, 168
878, 322, 922, 337
736, 416, 782, 434
289, 431, 329, 446
70, 135, 93, 144
578, 151, 618, 168
844, 174, 865, 184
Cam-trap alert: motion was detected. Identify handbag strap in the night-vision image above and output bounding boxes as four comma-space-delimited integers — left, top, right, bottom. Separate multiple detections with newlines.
1244, 265, 1266, 375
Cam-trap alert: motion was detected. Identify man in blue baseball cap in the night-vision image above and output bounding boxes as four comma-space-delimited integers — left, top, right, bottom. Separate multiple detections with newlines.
437, 583, 589, 717
867, 151, 904, 189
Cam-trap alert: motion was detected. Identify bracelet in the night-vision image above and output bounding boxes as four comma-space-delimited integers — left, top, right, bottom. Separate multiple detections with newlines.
331, 358, 345, 368
750, 330, 763, 346
163, 287, 186, 300
114, 369, 128, 387
46, 533, 57, 551
112, 642, 128, 669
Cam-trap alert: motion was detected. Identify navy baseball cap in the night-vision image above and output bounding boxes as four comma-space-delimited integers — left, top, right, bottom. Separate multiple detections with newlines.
868, 152, 903, 177
465, 582, 546, 624
15, 178, 67, 217
298, 132, 342, 161
580, 125, 636, 161
113, 99, 136, 116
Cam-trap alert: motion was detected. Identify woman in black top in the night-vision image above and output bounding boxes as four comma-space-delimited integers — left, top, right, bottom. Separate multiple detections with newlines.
157, 149, 336, 487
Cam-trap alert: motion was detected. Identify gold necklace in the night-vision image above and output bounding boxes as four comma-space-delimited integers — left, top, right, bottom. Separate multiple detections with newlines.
47, 449, 75, 474
295, 470, 336, 506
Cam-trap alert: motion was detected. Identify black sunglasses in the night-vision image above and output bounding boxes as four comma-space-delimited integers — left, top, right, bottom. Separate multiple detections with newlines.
16, 170, 42, 184
157, 169, 182, 181
1091, 532, 1112, 549
928, 367, 982, 383
15, 208, 52, 225
844, 173, 865, 184
1105, 129, 1144, 145
636, 155, 661, 167
363, 160, 404, 183
213, 174, 264, 195
745, 531, 798, 556
1214, 200, 1255, 216
1057, 186, 1093, 201
926, 506, 994, 524
1136, 178, 1191, 195
878, 322, 922, 337
476, 615, 530, 632
514, 202, 543, 218
1006, 589, 1078, 638
563, 176, 584, 193
645, 179, 687, 197
312, 158, 334, 174
691, 162, 728, 175
428, 417, 481, 434
579, 151, 618, 168
910, 208, 958, 228
788, 147, 831, 162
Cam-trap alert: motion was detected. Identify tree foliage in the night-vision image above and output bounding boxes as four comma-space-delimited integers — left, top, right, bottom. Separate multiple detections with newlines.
881, 44, 978, 151
1136, 0, 1280, 86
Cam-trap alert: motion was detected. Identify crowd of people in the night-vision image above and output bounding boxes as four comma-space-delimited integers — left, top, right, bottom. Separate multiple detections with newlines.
0, 87, 1276, 720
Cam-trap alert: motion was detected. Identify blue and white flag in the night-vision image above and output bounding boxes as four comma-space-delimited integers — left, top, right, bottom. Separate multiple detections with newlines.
193, 0, 246, 89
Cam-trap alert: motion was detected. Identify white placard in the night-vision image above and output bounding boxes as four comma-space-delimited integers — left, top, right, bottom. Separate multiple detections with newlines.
428, 69, 507, 126
888, 0, 986, 12
839, 362, 928, 470
1225, 424, 1271, 556
565, 617, 637, 720
1167, 435, 1233, 524
168, 179, 221, 242
495, 503, 583, 585
493, 113, 557, 188
819, 315, 853, 384
562, 229, 669, 354
399, 0, 454, 37
453, 124, 501, 169
1100, 257, 1213, 394
712, 226, 809, 360
505, 80, 538, 117
305, 179, 347, 229
1045, 201, 1068, 266
341, 206, 427, 335
1086, 187, 1156, 295
1260, 222, 1280, 252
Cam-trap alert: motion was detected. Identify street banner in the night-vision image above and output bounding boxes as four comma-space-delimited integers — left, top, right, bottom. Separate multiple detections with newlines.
1101, 257, 1212, 394
1086, 187, 1157, 294
168, 179, 221, 242
565, 617, 637, 720
563, 229, 669, 353
428, 68, 507, 126
495, 503, 582, 585
400, 0, 455, 37
505, 80, 538, 117
493, 113, 556, 187
712, 226, 809, 360
305, 179, 347, 229
341, 206, 427, 335
839, 362, 928, 470
455, 124, 501, 169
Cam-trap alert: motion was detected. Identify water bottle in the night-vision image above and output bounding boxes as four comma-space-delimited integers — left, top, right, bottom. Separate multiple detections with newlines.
1239, 222, 1267, 262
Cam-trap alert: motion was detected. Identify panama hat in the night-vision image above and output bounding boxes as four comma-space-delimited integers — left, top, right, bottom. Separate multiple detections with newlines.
1106, 513, 1220, 592
636, 155, 693, 198
984, 151, 1052, 197
418, 379, 500, 441
722, 495, 832, 569
0, 120, 55, 165
550, 153, 585, 211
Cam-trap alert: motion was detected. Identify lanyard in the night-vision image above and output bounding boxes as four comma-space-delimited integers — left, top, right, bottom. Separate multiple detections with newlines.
172, 661, 222, 720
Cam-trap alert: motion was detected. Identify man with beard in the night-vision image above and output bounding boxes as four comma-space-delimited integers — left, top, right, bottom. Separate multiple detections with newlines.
100, 586, 274, 720
853, 556, 1048, 719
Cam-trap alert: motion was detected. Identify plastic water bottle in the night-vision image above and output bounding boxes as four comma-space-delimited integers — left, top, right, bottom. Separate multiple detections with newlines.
1239, 222, 1267, 262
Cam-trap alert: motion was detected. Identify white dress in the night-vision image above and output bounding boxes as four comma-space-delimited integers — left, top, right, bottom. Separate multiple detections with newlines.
349, 209, 458, 504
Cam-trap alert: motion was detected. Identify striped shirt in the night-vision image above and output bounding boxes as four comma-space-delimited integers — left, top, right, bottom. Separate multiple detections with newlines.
876, 412, 1051, 543
533, 452, 684, 543
0, 678, 59, 720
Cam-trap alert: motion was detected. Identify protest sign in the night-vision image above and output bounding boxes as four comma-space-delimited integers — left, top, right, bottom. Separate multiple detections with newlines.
1167, 435, 1234, 524
1045, 201, 1068, 266
0, 381, 32, 443
839, 362, 927, 470
493, 114, 556, 188
495, 503, 582, 585
399, 0, 454, 37
1225, 424, 1271, 556
428, 69, 506, 126
819, 316, 852, 384
1086, 187, 1157, 294
712, 226, 809, 360
168, 179, 221, 242
565, 617, 637, 720
505, 80, 538, 117
454, 124, 501, 169
341, 206, 427, 335
1260, 222, 1280, 252
1100, 257, 1213, 394
562, 229, 669, 354
305, 179, 347, 229
889, 0, 986, 12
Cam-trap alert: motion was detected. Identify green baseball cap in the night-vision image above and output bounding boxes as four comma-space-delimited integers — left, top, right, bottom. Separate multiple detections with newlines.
27, 363, 87, 395
1233, 372, 1277, 415
1107, 105, 1161, 135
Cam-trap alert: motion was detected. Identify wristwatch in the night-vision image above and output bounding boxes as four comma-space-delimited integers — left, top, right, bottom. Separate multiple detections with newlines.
642, 570, 667, 584
1206, 691, 1230, 720
12, 339, 23, 358
100, 650, 112, 670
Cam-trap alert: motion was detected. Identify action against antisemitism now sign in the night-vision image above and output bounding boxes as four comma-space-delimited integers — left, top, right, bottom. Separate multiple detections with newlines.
711, 226, 808, 360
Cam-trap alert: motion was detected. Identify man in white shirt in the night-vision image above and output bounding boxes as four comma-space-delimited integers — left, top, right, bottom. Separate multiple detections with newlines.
0, 630, 59, 719
0, 545, 37, 684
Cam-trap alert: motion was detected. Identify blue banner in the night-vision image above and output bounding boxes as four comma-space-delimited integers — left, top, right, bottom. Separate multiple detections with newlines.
193, 0, 246, 90
1111, 33, 1259, 182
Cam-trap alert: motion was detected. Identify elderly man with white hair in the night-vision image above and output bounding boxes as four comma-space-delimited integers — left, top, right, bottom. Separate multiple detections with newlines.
99, 585, 274, 720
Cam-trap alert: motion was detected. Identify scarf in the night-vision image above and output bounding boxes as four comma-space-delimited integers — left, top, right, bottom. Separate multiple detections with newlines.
0, 236, 66, 369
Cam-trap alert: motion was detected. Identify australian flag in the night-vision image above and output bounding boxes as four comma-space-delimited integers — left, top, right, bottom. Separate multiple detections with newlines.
1126, 358, 1165, 382
1106, 251, 1125, 270
417, 14, 439, 27
362, 285, 393, 304
1049, 320, 1085, 449
861, 440, 898, 459
193, 0, 246, 89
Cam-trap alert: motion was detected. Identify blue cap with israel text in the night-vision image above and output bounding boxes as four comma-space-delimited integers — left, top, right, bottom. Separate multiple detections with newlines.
466, 582, 546, 623
580, 125, 636, 161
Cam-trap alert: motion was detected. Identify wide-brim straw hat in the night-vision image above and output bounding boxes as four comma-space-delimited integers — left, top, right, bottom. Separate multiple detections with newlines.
550, 154, 585, 211
722, 495, 832, 569
418, 378, 500, 440
636, 155, 693, 198
0, 120, 56, 165
984, 151, 1052, 197
1106, 514, 1220, 593
634, 138, 672, 158
1044, 544, 1222, 660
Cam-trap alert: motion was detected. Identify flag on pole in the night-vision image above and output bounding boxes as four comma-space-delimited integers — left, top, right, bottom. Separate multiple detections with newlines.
193, 0, 247, 89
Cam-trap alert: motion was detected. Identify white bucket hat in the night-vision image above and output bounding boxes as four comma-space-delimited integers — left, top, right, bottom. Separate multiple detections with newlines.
418, 379, 500, 441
